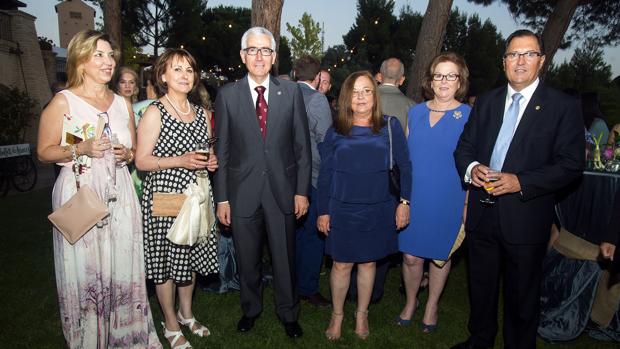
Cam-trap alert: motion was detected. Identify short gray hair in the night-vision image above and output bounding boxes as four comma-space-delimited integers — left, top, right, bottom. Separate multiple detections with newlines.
241, 26, 276, 50
380, 58, 405, 82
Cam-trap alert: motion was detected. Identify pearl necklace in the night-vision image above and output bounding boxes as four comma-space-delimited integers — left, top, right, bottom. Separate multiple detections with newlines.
165, 93, 191, 116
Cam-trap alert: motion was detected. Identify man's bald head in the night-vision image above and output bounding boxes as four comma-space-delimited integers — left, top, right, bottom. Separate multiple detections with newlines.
379, 58, 405, 85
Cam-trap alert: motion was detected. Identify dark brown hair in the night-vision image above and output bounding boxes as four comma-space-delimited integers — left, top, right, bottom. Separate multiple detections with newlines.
422, 51, 469, 101
335, 71, 384, 135
153, 48, 199, 96
294, 55, 320, 81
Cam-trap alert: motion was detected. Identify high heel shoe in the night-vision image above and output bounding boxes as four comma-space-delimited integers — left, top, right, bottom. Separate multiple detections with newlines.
325, 312, 344, 341
354, 309, 369, 340
177, 311, 211, 337
162, 322, 192, 349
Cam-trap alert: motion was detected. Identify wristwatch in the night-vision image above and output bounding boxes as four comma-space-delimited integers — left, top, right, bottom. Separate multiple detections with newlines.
399, 198, 410, 206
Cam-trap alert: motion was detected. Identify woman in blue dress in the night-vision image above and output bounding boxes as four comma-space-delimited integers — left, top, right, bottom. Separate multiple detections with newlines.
396, 52, 471, 332
317, 71, 412, 340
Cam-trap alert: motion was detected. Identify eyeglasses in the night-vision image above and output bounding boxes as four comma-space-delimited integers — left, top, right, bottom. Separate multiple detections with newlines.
352, 88, 373, 97
432, 73, 460, 81
503, 51, 543, 61
243, 47, 274, 56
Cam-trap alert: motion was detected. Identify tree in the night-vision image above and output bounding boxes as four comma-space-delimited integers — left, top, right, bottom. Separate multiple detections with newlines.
469, 0, 620, 75
122, 0, 172, 57
343, 0, 397, 71
406, 0, 453, 101
285, 12, 322, 60
278, 36, 293, 75
547, 41, 612, 92
251, 0, 284, 75
102, 0, 121, 57
200, 5, 252, 80
167, 0, 208, 63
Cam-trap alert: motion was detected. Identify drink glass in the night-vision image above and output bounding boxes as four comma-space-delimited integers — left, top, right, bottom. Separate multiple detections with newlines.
195, 142, 209, 177
479, 169, 499, 205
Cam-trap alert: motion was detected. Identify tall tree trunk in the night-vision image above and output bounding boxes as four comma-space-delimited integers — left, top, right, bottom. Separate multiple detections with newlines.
103, 0, 122, 61
406, 0, 453, 102
251, 0, 284, 75
540, 0, 580, 76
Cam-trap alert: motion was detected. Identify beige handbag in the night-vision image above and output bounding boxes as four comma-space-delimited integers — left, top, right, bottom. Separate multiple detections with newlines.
152, 192, 187, 216
48, 184, 109, 244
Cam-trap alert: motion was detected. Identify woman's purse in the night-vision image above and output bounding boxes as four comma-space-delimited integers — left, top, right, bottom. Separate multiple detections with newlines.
387, 116, 401, 197
48, 162, 109, 244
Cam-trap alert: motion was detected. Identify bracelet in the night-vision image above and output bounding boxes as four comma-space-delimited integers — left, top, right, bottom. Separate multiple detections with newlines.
127, 149, 134, 163
157, 157, 162, 171
69, 144, 78, 162
399, 199, 410, 206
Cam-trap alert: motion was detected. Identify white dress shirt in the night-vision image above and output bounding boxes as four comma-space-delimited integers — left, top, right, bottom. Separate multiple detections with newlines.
248, 74, 270, 105
464, 78, 540, 182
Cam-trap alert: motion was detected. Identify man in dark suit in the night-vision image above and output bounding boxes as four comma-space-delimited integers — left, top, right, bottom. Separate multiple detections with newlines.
214, 26, 311, 339
452, 29, 584, 349
293, 55, 332, 307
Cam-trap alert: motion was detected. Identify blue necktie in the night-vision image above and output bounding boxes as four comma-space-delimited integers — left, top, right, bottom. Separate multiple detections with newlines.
489, 93, 523, 170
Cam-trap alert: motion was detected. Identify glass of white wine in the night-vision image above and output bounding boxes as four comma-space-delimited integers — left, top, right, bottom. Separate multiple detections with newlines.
479, 169, 499, 205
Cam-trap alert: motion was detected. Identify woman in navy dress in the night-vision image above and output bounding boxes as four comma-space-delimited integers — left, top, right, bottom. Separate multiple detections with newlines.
317, 71, 412, 340
396, 52, 471, 332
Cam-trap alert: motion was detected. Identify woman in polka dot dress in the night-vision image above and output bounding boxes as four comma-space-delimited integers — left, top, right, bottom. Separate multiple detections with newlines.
136, 48, 218, 349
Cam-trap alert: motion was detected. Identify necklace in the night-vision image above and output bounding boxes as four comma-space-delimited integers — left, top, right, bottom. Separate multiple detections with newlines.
165, 93, 191, 116
428, 100, 461, 113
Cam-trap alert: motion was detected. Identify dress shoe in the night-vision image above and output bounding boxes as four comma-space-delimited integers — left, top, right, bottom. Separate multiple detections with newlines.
300, 292, 330, 307
283, 321, 303, 338
236, 316, 256, 333
450, 339, 491, 349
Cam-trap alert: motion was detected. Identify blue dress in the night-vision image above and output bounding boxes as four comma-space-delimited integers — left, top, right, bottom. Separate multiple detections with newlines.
317, 117, 412, 263
399, 103, 470, 260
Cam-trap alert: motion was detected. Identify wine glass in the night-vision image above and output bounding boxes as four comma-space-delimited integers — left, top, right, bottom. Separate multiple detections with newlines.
479, 168, 499, 205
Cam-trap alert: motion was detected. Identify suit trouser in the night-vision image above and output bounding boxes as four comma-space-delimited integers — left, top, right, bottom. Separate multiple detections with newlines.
467, 204, 547, 349
231, 178, 299, 323
295, 186, 326, 296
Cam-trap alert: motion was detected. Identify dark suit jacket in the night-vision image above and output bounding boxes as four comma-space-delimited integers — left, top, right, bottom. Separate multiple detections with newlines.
214, 75, 311, 217
454, 83, 585, 244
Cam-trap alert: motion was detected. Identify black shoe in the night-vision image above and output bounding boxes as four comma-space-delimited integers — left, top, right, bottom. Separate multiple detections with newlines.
237, 316, 256, 332
300, 292, 330, 307
283, 321, 303, 338
450, 339, 491, 349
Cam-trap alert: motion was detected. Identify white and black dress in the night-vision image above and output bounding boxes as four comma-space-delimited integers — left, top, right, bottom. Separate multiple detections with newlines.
142, 100, 218, 284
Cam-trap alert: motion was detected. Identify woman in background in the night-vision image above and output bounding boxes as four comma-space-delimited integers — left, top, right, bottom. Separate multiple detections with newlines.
115, 66, 140, 103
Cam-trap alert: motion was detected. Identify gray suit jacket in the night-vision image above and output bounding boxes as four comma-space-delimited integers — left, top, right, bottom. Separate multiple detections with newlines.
297, 82, 332, 188
378, 84, 415, 129
214, 75, 312, 217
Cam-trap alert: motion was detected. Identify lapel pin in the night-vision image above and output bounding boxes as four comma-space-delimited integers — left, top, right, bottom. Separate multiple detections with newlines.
535, 105, 541, 111
277, 91, 282, 96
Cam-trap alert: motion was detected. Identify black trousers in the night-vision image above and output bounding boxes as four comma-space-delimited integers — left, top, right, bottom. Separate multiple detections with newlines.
231, 178, 299, 323
466, 205, 547, 349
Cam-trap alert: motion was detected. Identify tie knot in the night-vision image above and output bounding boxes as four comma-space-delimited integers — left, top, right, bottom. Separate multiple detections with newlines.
255, 86, 266, 95
511, 92, 523, 103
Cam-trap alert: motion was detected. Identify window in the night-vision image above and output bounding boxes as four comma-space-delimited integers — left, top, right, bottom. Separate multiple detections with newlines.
0, 13, 12, 41
69, 12, 82, 19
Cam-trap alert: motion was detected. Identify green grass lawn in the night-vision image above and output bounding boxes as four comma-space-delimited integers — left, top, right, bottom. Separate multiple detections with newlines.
0, 188, 616, 348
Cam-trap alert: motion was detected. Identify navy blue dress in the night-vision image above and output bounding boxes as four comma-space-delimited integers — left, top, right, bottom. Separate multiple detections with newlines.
317, 117, 412, 263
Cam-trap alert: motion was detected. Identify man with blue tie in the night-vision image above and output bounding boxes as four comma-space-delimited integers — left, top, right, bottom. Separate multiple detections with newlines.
452, 30, 584, 349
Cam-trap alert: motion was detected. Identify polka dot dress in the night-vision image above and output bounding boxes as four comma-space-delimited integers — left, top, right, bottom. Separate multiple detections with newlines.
142, 100, 218, 284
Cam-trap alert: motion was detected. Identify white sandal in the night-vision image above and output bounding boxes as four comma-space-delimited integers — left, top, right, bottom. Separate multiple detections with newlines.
162, 322, 192, 349
177, 311, 211, 337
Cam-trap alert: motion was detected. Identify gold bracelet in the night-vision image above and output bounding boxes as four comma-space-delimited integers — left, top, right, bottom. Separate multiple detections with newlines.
157, 157, 162, 171
127, 149, 134, 163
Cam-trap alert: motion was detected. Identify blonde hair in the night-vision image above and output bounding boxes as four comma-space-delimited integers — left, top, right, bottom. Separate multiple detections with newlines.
115, 66, 139, 102
66, 30, 119, 89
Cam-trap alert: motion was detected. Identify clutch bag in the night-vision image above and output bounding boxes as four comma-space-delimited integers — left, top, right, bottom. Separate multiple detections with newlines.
152, 192, 187, 217
48, 184, 109, 244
